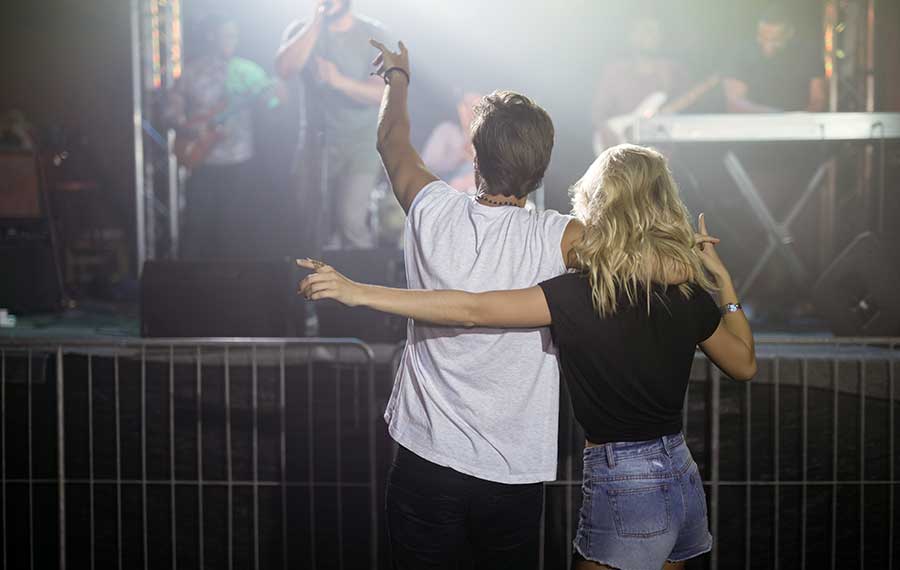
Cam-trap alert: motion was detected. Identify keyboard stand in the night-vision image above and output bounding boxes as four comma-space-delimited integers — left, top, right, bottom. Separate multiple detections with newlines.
723, 152, 828, 297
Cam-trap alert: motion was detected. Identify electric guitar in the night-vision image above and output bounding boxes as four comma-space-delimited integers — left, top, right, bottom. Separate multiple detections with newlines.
594, 75, 722, 155
173, 84, 277, 169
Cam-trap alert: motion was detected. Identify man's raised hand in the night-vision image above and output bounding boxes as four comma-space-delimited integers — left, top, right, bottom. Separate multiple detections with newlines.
369, 39, 410, 83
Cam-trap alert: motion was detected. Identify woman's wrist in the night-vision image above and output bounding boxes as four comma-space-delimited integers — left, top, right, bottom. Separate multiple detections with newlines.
352, 282, 373, 308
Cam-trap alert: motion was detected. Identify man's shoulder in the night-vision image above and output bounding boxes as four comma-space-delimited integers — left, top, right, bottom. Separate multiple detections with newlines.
409, 180, 463, 215
534, 207, 574, 226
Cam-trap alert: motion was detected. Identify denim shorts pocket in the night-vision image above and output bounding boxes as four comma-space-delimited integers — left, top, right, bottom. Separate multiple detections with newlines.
605, 484, 671, 538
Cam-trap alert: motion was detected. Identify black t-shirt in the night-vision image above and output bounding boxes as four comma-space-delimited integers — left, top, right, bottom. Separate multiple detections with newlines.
538, 273, 721, 444
728, 41, 823, 111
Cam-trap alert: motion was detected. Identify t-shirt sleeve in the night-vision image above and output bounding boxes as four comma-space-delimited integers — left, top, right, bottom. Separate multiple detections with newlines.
692, 287, 722, 343
540, 211, 576, 275
538, 273, 587, 345
405, 180, 463, 244
800, 43, 826, 81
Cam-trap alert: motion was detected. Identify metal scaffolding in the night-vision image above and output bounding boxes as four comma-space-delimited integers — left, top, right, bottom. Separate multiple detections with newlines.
131, 0, 184, 274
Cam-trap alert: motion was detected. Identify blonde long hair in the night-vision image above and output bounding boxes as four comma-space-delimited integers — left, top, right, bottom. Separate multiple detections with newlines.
571, 144, 714, 317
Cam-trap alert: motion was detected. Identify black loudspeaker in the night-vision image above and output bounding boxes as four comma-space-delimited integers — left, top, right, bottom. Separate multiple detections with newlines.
141, 260, 298, 337
813, 232, 900, 336
315, 248, 406, 342
0, 233, 60, 313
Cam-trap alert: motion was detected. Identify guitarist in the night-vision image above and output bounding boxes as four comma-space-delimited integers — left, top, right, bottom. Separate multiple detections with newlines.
165, 14, 263, 260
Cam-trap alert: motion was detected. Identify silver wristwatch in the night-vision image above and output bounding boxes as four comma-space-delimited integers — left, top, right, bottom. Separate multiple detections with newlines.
721, 302, 743, 315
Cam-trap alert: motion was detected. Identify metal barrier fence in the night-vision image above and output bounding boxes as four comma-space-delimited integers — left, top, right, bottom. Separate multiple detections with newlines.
1, 336, 898, 569
0, 338, 380, 570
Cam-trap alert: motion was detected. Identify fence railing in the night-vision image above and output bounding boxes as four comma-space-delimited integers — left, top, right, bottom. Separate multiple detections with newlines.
1, 336, 898, 569
0, 338, 380, 570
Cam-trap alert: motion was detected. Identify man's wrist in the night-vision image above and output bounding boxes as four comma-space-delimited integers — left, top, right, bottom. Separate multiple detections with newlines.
384, 67, 410, 86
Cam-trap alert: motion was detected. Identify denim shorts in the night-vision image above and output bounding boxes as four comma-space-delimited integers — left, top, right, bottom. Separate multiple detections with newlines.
574, 432, 713, 570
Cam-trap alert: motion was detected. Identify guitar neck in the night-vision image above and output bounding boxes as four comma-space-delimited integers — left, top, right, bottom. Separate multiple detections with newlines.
659, 77, 720, 115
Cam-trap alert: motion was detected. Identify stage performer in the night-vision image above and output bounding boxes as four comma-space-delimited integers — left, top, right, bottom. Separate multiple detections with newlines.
276, 0, 389, 251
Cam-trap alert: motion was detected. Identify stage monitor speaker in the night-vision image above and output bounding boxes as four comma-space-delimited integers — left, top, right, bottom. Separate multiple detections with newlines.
0, 239, 60, 313
141, 260, 299, 337
314, 248, 406, 343
813, 232, 900, 336
0, 151, 41, 218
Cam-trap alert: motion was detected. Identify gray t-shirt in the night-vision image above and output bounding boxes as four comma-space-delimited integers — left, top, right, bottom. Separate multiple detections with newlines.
281, 16, 388, 159
387, 181, 573, 484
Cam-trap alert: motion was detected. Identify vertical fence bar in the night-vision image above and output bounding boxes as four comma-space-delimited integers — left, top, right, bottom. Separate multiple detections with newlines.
252, 346, 259, 570
353, 364, 361, 428
55, 345, 66, 570
141, 346, 148, 570
169, 346, 177, 570
224, 345, 233, 570
709, 364, 721, 570
830, 356, 839, 570
195, 347, 204, 570
88, 354, 95, 570
28, 348, 33, 570
889, 343, 895, 570
307, 346, 316, 568
774, 358, 780, 570
858, 358, 866, 568
335, 348, 344, 570
744, 368, 752, 570
115, 355, 123, 570
279, 346, 287, 570
1, 349, 6, 570
366, 351, 378, 567
565, 387, 575, 570
801, 360, 809, 570
56, 346, 67, 570
538, 491, 545, 570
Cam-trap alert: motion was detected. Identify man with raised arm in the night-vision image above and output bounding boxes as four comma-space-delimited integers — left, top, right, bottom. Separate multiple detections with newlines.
357, 40, 583, 568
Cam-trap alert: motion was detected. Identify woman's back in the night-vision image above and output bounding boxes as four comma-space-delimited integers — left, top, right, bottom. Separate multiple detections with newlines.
539, 273, 721, 444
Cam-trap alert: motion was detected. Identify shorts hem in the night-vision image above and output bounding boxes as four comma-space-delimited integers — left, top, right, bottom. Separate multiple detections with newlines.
573, 540, 624, 569
667, 535, 714, 562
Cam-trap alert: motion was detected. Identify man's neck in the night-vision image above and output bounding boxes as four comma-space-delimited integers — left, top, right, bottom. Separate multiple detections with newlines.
475, 192, 528, 208
327, 12, 355, 33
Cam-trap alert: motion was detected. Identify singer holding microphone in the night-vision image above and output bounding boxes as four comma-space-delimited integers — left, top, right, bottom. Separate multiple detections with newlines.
276, 0, 390, 251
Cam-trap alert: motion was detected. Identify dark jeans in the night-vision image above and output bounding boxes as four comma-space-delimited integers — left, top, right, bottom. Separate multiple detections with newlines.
386, 446, 544, 570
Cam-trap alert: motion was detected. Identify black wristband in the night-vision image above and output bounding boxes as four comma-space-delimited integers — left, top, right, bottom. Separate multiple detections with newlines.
383, 66, 410, 85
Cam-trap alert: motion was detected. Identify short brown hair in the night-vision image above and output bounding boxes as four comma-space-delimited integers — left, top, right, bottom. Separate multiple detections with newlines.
470, 91, 555, 198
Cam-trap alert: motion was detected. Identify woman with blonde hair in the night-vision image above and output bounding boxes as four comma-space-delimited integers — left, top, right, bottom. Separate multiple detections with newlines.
299, 143, 756, 570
